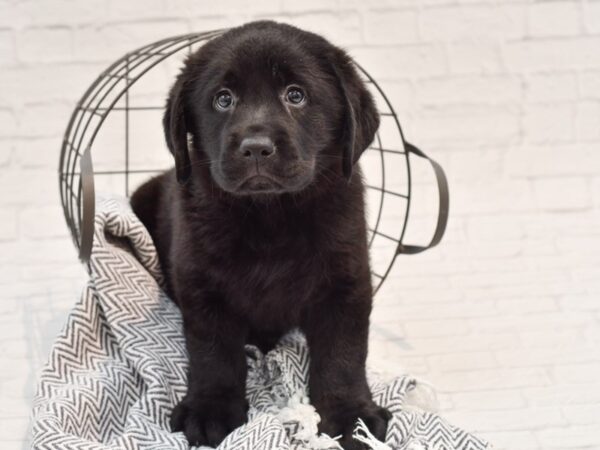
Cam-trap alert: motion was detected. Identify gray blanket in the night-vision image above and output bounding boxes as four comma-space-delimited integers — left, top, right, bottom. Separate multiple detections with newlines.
31, 198, 490, 450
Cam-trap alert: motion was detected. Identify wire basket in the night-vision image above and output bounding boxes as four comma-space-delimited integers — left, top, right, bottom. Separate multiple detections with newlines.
58, 29, 449, 295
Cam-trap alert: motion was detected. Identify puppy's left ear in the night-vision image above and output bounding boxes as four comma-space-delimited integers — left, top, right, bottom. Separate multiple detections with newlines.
163, 75, 192, 184
330, 50, 380, 180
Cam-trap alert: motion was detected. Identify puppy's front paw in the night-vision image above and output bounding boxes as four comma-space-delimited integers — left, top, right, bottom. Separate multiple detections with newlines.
318, 402, 391, 450
170, 395, 248, 447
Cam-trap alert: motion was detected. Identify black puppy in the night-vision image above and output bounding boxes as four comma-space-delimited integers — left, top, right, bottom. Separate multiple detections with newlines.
131, 21, 390, 449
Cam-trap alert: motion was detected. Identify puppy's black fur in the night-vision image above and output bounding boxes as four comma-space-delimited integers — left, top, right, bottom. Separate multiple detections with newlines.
131, 21, 390, 449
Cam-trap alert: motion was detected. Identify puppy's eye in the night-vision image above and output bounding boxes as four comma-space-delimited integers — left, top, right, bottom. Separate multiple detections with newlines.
285, 87, 305, 105
214, 90, 234, 110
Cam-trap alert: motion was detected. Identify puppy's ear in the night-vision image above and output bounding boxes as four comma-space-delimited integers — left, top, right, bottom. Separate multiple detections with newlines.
330, 51, 380, 180
163, 76, 192, 184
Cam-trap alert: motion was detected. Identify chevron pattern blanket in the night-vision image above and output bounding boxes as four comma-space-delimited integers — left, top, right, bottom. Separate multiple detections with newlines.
31, 198, 491, 450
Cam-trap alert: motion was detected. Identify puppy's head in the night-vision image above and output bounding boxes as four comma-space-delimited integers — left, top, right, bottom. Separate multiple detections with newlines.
164, 21, 379, 196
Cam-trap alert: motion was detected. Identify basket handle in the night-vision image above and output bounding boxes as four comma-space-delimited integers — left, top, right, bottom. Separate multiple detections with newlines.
397, 142, 449, 255
76, 141, 448, 262
79, 145, 95, 264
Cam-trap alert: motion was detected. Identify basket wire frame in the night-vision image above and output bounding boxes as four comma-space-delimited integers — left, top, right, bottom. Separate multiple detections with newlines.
59, 30, 445, 295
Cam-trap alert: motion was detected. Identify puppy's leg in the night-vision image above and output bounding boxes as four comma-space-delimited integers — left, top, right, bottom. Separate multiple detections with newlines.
170, 290, 248, 447
302, 284, 391, 450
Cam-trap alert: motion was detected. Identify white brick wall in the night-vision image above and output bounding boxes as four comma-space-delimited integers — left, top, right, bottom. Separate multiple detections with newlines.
1, 1, 599, 449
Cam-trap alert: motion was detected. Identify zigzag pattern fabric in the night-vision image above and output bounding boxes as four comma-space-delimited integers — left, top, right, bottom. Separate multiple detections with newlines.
31, 198, 491, 450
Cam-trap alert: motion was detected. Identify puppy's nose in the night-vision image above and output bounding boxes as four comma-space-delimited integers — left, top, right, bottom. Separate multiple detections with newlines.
239, 136, 276, 160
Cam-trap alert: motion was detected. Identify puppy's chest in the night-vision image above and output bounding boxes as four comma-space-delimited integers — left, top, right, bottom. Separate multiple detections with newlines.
218, 224, 329, 322
232, 231, 324, 290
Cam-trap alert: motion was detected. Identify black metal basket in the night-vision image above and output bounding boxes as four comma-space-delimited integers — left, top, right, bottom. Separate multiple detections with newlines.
58, 29, 449, 295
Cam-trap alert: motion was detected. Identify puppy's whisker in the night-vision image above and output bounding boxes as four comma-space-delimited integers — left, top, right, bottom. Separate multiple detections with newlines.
319, 166, 344, 185
187, 159, 214, 169
317, 154, 344, 160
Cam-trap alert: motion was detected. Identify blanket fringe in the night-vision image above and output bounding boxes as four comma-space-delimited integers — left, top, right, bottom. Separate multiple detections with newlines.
352, 418, 392, 450
277, 392, 343, 449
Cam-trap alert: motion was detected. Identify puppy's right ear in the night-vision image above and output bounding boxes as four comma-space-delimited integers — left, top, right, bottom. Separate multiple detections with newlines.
163, 77, 191, 184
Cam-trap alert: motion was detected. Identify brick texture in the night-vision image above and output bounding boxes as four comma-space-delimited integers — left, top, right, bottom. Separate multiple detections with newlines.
1, 1, 599, 449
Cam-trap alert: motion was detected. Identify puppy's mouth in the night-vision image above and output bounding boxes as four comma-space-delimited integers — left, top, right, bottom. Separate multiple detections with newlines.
213, 158, 316, 196
236, 175, 284, 194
